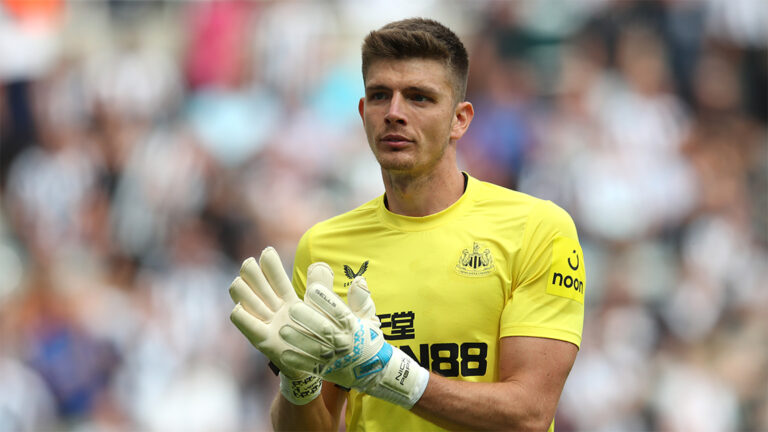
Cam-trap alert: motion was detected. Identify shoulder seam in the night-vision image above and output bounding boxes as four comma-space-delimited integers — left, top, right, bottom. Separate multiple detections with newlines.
313, 197, 381, 230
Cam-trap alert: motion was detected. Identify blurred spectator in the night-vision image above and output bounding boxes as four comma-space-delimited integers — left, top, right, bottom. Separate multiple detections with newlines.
10, 269, 120, 427
183, 0, 255, 91
0, 0, 63, 182
574, 23, 696, 242
4, 67, 102, 265
110, 122, 210, 259
85, 32, 182, 125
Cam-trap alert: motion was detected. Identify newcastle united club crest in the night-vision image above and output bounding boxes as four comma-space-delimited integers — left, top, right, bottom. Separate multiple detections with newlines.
455, 242, 495, 277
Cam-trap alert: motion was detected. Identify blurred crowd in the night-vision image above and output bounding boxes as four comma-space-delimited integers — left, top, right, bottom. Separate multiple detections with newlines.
0, 1, 766, 431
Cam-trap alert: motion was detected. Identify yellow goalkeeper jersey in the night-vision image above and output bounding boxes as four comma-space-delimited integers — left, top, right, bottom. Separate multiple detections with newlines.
292, 174, 585, 432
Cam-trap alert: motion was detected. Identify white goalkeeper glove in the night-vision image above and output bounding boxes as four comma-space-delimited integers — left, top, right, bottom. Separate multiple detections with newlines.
304, 276, 430, 409
229, 247, 345, 405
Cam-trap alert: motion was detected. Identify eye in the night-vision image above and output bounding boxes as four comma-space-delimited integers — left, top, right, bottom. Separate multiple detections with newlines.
368, 92, 388, 101
409, 93, 435, 104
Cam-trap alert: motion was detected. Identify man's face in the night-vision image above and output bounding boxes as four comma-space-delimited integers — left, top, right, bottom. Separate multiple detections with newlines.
359, 58, 471, 176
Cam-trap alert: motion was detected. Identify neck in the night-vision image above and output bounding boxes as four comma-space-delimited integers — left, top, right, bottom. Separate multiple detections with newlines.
382, 166, 465, 217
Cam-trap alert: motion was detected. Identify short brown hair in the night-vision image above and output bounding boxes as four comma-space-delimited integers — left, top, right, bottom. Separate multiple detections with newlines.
361, 18, 469, 102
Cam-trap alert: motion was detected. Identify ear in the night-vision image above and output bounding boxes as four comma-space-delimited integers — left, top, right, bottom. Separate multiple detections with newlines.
450, 101, 474, 141
358, 97, 366, 125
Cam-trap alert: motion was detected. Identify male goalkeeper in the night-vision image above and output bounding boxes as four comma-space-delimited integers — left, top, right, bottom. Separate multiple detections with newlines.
229, 18, 585, 431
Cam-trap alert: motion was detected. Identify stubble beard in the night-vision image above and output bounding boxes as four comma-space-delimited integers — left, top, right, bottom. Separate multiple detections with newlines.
372, 139, 452, 178
367, 118, 455, 177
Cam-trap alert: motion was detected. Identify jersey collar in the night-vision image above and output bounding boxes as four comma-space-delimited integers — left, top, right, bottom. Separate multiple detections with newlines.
377, 172, 474, 232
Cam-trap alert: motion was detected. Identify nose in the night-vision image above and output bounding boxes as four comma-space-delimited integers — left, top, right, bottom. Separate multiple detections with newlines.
384, 93, 407, 125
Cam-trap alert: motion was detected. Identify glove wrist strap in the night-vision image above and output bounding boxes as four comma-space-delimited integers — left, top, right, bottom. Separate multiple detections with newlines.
363, 346, 430, 409
279, 373, 323, 406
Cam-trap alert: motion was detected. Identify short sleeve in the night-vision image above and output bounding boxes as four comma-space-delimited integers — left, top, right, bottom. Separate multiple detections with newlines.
500, 200, 585, 348
292, 227, 313, 299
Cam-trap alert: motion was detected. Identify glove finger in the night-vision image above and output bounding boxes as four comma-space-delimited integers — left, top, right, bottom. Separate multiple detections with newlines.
259, 247, 299, 303
348, 276, 378, 323
288, 302, 350, 350
304, 283, 356, 328
230, 303, 270, 346
241, 255, 283, 312
292, 302, 357, 360
229, 277, 273, 320
307, 262, 334, 291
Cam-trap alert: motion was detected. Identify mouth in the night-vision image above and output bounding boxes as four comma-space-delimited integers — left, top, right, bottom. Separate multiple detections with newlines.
380, 134, 413, 149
